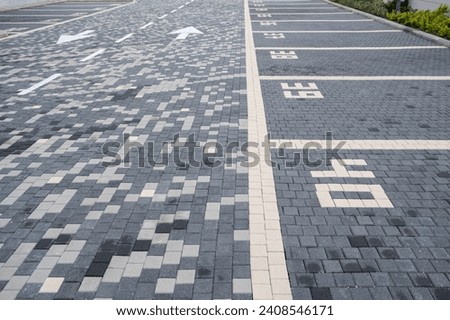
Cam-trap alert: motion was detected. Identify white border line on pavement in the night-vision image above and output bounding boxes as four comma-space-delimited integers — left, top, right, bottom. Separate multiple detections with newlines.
0, 21, 53, 24
272, 139, 450, 150
256, 46, 447, 50
253, 30, 401, 33
0, 14, 77, 17
252, 19, 372, 22
245, 0, 292, 300
260, 75, 450, 80
251, 12, 352, 15
18, 73, 61, 96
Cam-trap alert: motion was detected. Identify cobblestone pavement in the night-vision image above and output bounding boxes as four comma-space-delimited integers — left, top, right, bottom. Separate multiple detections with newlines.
0, 0, 251, 300
0, 0, 449, 300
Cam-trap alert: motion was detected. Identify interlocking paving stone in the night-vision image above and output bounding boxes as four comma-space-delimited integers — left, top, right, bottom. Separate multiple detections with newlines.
0, 0, 251, 300
1, 0, 449, 301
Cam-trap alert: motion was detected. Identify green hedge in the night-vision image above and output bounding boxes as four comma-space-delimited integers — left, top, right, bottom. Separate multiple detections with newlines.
331, 0, 388, 17
387, 5, 450, 39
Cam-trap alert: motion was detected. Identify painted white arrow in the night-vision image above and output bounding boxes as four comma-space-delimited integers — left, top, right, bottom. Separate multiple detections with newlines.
57, 30, 95, 44
169, 26, 203, 40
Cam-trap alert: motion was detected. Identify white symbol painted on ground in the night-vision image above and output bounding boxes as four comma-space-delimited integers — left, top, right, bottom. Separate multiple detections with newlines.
270, 50, 298, 59
281, 82, 323, 99
56, 30, 95, 44
257, 13, 272, 17
260, 21, 277, 26
313, 159, 393, 208
264, 32, 285, 39
169, 26, 203, 40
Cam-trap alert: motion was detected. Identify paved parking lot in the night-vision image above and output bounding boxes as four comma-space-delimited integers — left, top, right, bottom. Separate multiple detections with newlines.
0, 0, 449, 300
248, 0, 450, 300
0, 1, 126, 36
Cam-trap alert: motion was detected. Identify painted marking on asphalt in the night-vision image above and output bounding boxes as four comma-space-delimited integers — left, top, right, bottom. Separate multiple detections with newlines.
115, 33, 134, 43
315, 184, 393, 208
0, 14, 76, 17
0, 22, 53, 25
251, 12, 353, 15
0, 1, 135, 42
140, 21, 154, 29
57, 30, 95, 44
179, 5, 185, 9
256, 46, 447, 51
260, 76, 450, 80
271, 139, 450, 150
245, 0, 292, 300
281, 82, 323, 99
158, 14, 168, 19
19, 8, 100, 11
270, 50, 298, 59
18, 74, 62, 96
254, 30, 402, 33
171, 9, 177, 13
251, 5, 335, 7
169, 26, 203, 40
253, 19, 372, 22
80, 48, 106, 62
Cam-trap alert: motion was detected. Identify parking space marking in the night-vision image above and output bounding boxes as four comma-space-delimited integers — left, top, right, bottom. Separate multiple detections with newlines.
260, 75, 450, 80
253, 30, 401, 33
245, 0, 292, 300
256, 46, 446, 50
18, 74, 62, 96
251, 12, 352, 15
253, 19, 372, 22
271, 139, 450, 150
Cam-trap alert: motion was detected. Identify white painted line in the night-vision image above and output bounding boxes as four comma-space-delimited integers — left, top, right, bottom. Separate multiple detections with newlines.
245, 0, 292, 300
256, 46, 447, 50
115, 33, 133, 43
178, 5, 185, 9
57, 30, 95, 44
0, 1, 135, 42
251, 12, 352, 15
18, 74, 62, 96
253, 30, 402, 33
140, 21, 154, 29
250, 5, 334, 8
0, 14, 74, 17
261, 75, 450, 80
158, 14, 168, 19
0, 22, 53, 25
253, 19, 372, 22
171, 9, 177, 13
20, 8, 100, 11
80, 48, 106, 62
272, 139, 450, 150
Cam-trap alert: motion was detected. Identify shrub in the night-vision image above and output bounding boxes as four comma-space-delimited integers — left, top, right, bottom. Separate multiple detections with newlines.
387, 5, 450, 39
331, 0, 389, 17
